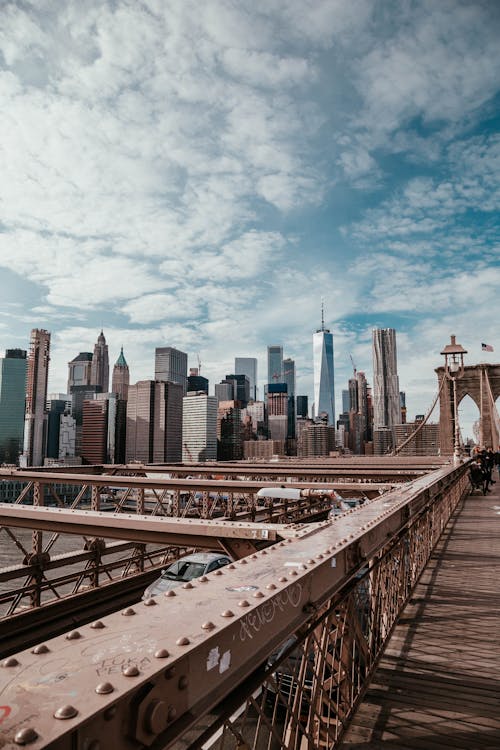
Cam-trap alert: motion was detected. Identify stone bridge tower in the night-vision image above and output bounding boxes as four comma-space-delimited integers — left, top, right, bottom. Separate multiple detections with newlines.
436, 362, 500, 453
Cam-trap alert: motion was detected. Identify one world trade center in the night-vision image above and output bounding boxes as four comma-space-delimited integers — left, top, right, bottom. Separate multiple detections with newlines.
313, 308, 335, 425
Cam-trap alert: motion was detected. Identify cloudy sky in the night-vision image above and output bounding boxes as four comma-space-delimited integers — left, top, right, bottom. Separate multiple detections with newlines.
0, 0, 499, 436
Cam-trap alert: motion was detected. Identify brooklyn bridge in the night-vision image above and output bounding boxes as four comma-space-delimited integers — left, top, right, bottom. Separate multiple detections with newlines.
0, 358, 499, 749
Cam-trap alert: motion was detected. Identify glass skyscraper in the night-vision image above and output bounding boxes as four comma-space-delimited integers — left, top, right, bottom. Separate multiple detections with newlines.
313, 323, 335, 425
235, 357, 257, 401
267, 345, 283, 384
0, 349, 27, 464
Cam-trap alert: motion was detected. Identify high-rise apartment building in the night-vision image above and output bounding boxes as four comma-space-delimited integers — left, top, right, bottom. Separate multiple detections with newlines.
267, 345, 283, 384
22, 329, 50, 467
235, 357, 257, 401
154, 347, 188, 394
313, 315, 335, 425
0, 349, 27, 465
90, 331, 109, 393
182, 393, 218, 462
126, 380, 182, 463
372, 328, 400, 454
112, 347, 129, 401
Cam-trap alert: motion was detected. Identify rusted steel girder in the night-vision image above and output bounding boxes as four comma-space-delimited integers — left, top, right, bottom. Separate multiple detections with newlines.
0, 464, 469, 750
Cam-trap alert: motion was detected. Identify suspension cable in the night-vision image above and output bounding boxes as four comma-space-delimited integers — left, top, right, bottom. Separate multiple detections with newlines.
393, 373, 447, 455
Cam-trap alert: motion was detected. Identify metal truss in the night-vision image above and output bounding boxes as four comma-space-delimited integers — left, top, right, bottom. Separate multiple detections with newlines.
0, 461, 469, 750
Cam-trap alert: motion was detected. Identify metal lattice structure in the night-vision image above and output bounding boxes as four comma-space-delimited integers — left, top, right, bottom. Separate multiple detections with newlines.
0, 459, 469, 750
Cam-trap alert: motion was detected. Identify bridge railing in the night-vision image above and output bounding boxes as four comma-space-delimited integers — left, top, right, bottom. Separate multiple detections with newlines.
0, 462, 469, 750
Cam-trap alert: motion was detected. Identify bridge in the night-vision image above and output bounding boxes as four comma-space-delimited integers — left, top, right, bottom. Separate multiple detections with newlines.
1, 455, 497, 748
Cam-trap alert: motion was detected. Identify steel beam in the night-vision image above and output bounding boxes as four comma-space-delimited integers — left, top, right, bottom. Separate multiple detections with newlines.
0, 464, 469, 750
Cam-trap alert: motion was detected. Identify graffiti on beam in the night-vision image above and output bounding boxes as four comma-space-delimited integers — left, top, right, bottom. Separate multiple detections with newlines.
239, 583, 303, 642
95, 655, 152, 677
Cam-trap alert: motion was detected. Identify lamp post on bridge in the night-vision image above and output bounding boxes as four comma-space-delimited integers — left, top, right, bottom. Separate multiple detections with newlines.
441, 335, 467, 464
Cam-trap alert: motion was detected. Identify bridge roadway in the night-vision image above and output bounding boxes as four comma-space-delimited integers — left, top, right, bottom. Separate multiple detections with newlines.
341, 476, 500, 749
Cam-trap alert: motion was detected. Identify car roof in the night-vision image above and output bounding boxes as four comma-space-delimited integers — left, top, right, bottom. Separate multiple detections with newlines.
173, 552, 229, 564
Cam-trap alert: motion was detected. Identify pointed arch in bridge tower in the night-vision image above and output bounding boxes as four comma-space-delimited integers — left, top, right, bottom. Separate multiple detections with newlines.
435, 363, 500, 453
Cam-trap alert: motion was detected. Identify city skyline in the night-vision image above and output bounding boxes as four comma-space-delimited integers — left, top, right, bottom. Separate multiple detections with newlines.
0, 1, 498, 439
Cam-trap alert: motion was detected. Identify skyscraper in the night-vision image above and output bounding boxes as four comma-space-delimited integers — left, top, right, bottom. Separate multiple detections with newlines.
155, 347, 188, 394
372, 328, 400, 453
267, 345, 283, 384
182, 393, 218, 462
313, 313, 335, 425
112, 347, 130, 401
283, 358, 296, 440
225, 373, 250, 407
90, 330, 109, 393
126, 380, 182, 463
67, 352, 92, 392
23, 329, 50, 467
0, 349, 27, 465
235, 357, 257, 400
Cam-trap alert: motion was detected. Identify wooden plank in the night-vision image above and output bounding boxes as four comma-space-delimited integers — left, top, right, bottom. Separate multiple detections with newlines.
341, 488, 500, 748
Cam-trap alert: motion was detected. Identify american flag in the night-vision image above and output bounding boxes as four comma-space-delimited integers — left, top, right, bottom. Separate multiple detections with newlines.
481, 343, 494, 352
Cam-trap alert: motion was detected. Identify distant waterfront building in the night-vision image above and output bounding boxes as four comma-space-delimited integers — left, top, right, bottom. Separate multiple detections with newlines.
242, 400, 266, 435
225, 374, 250, 407
0, 349, 27, 465
59, 413, 76, 459
394, 419, 440, 456
90, 330, 109, 393
22, 329, 50, 467
67, 352, 92, 392
112, 347, 130, 401
235, 357, 257, 401
372, 328, 400, 454
215, 380, 234, 402
126, 380, 182, 463
342, 389, 350, 414
155, 347, 188, 394
182, 393, 218, 462
400, 391, 407, 424
82, 398, 109, 464
297, 419, 336, 457
283, 358, 295, 397
187, 368, 209, 395
312, 312, 335, 425
267, 386, 288, 442
46, 394, 71, 460
283, 358, 296, 440
267, 345, 283, 384
296, 395, 308, 419
217, 400, 242, 460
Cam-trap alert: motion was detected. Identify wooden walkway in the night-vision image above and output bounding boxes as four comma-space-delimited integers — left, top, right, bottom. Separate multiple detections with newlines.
341, 476, 500, 750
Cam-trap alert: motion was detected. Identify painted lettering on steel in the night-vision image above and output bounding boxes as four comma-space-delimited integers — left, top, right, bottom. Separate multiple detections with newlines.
239, 583, 303, 642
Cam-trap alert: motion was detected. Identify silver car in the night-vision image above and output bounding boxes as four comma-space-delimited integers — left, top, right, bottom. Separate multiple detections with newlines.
142, 551, 232, 599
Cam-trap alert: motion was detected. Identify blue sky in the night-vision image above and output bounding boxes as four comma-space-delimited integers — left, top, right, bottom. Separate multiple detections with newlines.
0, 0, 499, 438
